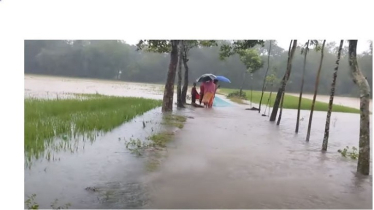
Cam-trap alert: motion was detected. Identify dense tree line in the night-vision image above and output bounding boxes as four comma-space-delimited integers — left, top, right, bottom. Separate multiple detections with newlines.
24, 40, 372, 97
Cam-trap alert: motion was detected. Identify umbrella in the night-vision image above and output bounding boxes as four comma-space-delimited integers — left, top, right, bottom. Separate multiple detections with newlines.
196, 73, 216, 82
215, 75, 231, 83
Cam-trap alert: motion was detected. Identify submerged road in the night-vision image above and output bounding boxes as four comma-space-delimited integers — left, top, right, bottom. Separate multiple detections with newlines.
142, 97, 372, 209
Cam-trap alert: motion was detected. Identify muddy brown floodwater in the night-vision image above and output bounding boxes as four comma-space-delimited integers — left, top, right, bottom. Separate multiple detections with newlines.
24, 75, 372, 209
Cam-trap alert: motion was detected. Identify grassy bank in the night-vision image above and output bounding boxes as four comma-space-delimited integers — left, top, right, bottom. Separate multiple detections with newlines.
218, 89, 360, 113
25, 94, 162, 159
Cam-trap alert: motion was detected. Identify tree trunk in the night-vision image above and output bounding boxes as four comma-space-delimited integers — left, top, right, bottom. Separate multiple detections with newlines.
176, 41, 184, 108
270, 40, 297, 121
162, 40, 179, 112
322, 40, 343, 151
348, 40, 371, 175
259, 40, 272, 113
306, 40, 326, 141
181, 45, 189, 104
295, 40, 309, 133
239, 71, 247, 97
267, 90, 273, 116
276, 91, 285, 125
250, 74, 253, 106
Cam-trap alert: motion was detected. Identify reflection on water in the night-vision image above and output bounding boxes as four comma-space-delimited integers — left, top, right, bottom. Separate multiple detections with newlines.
24, 75, 372, 209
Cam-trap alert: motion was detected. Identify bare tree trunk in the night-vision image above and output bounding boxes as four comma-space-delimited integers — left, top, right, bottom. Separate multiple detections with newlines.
176, 41, 184, 108
306, 40, 326, 141
322, 40, 343, 151
276, 91, 285, 125
250, 74, 253, 106
239, 71, 247, 97
181, 44, 189, 104
259, 41, 272, 113
349, 40, 371, 175
270, 40, 297, 122
162, 40, 179, 112
295, 40, 309, 133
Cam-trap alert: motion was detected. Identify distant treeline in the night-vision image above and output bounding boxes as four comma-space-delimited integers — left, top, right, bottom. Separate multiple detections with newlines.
24, 40, 372, 97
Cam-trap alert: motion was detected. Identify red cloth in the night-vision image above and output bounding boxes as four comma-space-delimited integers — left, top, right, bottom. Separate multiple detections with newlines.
200, 84, 204, 95
191, 87, 200, 99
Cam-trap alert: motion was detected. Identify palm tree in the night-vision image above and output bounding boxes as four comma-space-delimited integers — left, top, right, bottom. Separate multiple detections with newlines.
306, 40, 326, 142
322, 40, 344, 151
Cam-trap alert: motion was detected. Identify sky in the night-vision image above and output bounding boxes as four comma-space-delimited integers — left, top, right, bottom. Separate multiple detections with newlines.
124, 39, 371, 53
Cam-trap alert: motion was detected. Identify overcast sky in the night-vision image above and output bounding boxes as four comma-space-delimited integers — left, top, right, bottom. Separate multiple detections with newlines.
124, 39, 371, 53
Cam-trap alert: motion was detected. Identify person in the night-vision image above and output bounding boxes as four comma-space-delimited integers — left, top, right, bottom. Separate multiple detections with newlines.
191, 82, 199, 104
209, 79, 219, 108
199, 83, 204, 105
201, 80, 216, 108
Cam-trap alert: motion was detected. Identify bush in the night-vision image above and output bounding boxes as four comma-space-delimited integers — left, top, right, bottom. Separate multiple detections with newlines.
227, 91, 246, 99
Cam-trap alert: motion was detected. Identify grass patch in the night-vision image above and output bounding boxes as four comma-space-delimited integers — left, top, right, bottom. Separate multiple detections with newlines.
219, 88, 360, 113
227, 96, 247, 105
161, 114, 187, 129
25, 94, 162, 160
148, 131, 175, 147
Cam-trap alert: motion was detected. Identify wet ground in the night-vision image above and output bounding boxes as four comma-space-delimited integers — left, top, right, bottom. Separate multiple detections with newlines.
24, 75, 372, 209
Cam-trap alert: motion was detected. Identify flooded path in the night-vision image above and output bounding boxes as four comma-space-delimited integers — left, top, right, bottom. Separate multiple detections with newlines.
24, 75, 372, 209
143, 107, 372, 209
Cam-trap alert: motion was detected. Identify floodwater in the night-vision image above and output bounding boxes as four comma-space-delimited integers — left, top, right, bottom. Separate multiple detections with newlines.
24, 75, 372, 209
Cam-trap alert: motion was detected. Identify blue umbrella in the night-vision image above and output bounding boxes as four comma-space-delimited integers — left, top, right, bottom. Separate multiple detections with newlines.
215, 75, 231, 83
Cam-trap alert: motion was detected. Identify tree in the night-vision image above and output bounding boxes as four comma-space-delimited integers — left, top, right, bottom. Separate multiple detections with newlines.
322, 40, 343, 151
136, 40, 180, 112
219, 40, 264, 98
258, 40, 272, 113
348, 40, 371, 175
262, 67, 280, 116
295, 40, 318, 133
269, 40, 297, 122
237, 48, 264, 97
177, 41, 184, 108
180, 40, 216, 104
306, 40, 326, 142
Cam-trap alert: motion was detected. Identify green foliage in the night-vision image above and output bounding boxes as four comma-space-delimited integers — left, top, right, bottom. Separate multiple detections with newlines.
227, 90, 246, 99
338, 146, 359, 159
24, 95, 162, 161
25, 194, 71, 210
136, 40, 172, 53
219, 40, 264, 59
25, 194, 39, 209
237, 48, 264, 73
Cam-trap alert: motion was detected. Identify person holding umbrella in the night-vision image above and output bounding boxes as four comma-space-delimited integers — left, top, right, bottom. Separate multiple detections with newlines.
199, 83, 204, 105
208, 79, 220, 108
201, 80, 216, 108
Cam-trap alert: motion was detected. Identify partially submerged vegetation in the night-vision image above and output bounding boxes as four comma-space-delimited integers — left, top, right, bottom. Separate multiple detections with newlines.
219, 88, 360, 113
125, 114, 187, 172
338, 146, 359, 160
25, 94, 162, 161
125, 114, 187, 154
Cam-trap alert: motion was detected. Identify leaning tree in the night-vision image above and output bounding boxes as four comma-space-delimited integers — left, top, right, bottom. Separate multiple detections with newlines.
269, 40, 297, 122
306, 40, 326, 142
136, 40, 179, 112
322, 40, 344, 151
